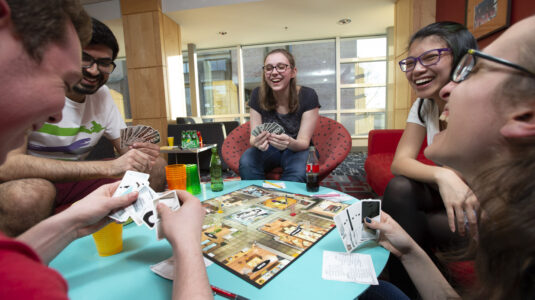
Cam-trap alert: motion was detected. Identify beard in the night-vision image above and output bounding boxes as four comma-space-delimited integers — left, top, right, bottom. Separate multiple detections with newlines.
72, 69, 106, 95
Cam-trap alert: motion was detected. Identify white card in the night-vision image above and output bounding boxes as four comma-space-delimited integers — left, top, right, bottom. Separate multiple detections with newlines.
322, 250, 378, 285
334, 202, 362, 253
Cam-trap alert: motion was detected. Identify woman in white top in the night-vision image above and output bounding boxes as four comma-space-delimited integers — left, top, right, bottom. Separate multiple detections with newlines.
381, 21, 478, 297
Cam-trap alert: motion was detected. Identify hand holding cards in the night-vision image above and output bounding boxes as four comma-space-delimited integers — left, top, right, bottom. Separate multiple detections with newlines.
108, 171, 181, 239
334, 199, 381, 252
251, 122, 285, 137
120, 125, 161, 149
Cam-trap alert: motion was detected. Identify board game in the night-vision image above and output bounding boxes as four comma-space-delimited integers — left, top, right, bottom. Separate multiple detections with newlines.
200, 185, 349, 288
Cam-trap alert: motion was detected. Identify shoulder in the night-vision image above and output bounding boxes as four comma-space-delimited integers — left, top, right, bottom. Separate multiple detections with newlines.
249, 87, 261, 108
298, 86, 318, 98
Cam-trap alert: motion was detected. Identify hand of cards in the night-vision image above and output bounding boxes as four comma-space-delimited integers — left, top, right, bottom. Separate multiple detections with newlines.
120, 125, 161, 149
334, 199, 381, 252
251, 122, 285, 137
109, 171, 180, 240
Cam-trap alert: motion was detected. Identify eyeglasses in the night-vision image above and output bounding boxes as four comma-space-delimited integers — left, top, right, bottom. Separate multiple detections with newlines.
399, 48, 452, 72
452, 48, 535, 83
82, 52, 116, 74
263, 63, 290, 74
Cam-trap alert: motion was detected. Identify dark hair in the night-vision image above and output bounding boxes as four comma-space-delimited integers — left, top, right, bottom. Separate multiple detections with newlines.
259, 48, 299, 113
7, 0, 91, 63
89, 17, 119, 60
409, 21, 478, 123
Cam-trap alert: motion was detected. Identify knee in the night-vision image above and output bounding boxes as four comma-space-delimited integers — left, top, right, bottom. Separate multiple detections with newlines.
0, 179, 55, 236
239, 148, 256, 168
382, 176, 418, 209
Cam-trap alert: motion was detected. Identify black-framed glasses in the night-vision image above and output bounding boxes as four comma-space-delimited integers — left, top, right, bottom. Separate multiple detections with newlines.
263, 63, 290, 74
399, 48, 452, 72
452, 48, 535, 83
82, 52, 116, 74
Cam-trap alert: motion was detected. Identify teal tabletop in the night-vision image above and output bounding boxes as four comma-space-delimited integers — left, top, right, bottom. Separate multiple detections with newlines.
50, 180, 389, 300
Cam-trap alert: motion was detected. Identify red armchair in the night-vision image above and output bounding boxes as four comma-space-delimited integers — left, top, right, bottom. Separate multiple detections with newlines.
222, 116, 351, 182
364, 129, 434, 196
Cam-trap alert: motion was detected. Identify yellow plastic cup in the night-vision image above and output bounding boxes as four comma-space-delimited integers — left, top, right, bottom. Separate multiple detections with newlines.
92, 222, 123, 256
167, 136, 174, 147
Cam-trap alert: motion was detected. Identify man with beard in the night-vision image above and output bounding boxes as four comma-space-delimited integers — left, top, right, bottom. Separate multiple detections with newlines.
0, 18, 166, 237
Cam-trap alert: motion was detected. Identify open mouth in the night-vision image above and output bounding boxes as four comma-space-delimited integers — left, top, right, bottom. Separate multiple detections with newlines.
415, 77, 433, 86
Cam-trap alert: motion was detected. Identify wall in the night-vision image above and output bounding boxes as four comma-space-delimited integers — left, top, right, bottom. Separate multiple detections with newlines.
436, 0, 535, 48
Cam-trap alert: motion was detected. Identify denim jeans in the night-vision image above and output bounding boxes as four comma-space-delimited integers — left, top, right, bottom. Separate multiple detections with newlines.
239, 145, 308, 182
358, 280, 410, 300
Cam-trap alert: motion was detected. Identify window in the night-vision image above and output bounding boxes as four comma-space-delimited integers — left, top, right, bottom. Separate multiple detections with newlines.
184, 35, 387, 139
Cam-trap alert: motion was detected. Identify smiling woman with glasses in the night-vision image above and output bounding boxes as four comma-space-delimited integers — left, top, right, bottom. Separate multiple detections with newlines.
376, 21, 479, 298
239, 48, 320, 183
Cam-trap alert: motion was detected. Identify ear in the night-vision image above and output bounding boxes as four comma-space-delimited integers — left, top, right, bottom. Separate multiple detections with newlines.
0, 0, 10, 27
291, 66, 297, 78
500, 106, 535, 138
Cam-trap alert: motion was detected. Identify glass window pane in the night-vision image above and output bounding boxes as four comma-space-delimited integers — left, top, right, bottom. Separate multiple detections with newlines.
341, 87, 385, 110
356, 37, 386, 58
106, 58, 131, 119
182, 52, 192, 116
197, 49, 239, 116
340, 112, 385, 136
340, 62, 386, 85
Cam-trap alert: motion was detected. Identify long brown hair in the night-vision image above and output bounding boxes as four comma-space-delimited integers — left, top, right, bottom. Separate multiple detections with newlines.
259, 49, 299, 113
468, 54, 535, 299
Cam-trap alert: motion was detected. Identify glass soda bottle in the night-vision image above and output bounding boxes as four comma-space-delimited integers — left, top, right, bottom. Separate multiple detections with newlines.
306, 146, 319, 192
210, 147, 224, 192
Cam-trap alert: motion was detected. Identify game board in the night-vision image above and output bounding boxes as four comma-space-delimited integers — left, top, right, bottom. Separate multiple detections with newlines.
201, 185, 349, 288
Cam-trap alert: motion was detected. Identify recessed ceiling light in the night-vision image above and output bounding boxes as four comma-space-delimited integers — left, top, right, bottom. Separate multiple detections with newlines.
218, 31, 228, 36
337, 18, 351, 25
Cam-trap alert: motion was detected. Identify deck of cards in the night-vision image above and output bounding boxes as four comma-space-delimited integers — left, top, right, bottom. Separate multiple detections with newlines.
120, 125, 160, 149
251, 122, 285, 137
109, 171, 180, 240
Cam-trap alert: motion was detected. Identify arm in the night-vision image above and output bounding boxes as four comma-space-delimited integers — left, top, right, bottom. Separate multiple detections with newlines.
0, 136, 155, 182
16, 181, 138, 264
391, 124, 478, 235
365, 212, 460, 299
268, 107, 319, 152
157, 191, 212, 300
249, 109, 269, 151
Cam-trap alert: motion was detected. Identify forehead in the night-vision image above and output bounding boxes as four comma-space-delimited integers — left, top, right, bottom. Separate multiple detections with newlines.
265, 52, 290, 64
408, 36, 448, 56
83, 44, 113, 59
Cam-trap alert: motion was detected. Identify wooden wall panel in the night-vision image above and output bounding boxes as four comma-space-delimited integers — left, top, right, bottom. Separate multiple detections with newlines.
120, 0, 160, 16
129, 67, 166, 118
122, 12, 163, 69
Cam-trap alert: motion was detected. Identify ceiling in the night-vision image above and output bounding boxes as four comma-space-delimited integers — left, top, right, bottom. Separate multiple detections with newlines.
82, 0, 395, 57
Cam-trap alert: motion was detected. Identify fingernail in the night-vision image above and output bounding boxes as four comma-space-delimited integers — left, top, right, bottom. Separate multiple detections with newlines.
365, 217, 371, 223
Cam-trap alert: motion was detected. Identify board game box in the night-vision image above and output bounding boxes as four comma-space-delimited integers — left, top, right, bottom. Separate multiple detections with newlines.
200, 185, 349, 288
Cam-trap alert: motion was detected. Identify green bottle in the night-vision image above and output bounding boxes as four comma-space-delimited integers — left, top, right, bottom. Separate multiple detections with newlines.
210, 147, 223, 192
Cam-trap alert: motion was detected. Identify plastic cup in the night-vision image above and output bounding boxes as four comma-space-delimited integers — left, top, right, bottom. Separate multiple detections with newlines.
186, 164, 201, 195
167, 136, 174, 147
165, 164, 186, 190
92, 222, 123, 256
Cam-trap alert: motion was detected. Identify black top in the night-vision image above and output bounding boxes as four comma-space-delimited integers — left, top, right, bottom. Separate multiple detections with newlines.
248, 86, 321, 139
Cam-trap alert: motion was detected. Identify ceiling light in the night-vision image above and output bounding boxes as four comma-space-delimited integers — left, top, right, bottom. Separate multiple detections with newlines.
337, 18, 352, 25
218, 31, 228, 36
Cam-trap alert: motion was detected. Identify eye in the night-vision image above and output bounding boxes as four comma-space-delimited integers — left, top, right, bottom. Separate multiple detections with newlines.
421, 53, 439, 63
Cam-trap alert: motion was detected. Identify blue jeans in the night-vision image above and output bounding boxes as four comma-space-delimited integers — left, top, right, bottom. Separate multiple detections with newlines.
357, 280, 410, 300
239, 145, 308, 182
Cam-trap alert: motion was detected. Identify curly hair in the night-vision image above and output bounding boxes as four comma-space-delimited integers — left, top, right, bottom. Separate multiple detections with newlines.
259, 48, 299, 113
7, 0, 91, 62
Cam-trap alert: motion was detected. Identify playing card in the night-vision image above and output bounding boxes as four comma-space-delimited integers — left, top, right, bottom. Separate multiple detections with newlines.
153, 190, 181, 240
120, 125, 161, 147
109, 171, 150, 222
127, 185, 158, 226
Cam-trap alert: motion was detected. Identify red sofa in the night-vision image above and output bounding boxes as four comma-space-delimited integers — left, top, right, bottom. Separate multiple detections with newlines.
364, 129, 434, 196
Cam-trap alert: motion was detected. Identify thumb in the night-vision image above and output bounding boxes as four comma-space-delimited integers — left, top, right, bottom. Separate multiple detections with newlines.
113, 191, 138, 208
157, 202, 171, 220
364, 217, 381, 230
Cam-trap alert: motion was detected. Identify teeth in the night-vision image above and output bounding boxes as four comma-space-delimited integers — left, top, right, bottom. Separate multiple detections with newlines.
439, 112, 448, 122
415, 78, 432, 85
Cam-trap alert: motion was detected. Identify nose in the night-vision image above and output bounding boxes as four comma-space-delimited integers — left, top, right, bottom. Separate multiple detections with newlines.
439, 81, 457, 101
412, 60, 427, 73
47, 111, 63, 124
86, 62, 100, 76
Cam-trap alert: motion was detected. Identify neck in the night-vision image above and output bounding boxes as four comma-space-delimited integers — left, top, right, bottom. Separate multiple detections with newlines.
66, 91, 86, 103
273, 87, 290, 104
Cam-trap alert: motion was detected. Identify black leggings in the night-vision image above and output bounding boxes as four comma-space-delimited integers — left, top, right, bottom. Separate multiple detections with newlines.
381, 175, 467, 298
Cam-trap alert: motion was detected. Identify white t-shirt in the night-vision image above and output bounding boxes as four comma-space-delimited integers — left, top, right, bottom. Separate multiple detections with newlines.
27, 85, 126, 161
406, 98, 439, 145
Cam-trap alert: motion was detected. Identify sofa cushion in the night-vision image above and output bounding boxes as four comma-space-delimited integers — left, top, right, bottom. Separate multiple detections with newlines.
364, 153, 396, 196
